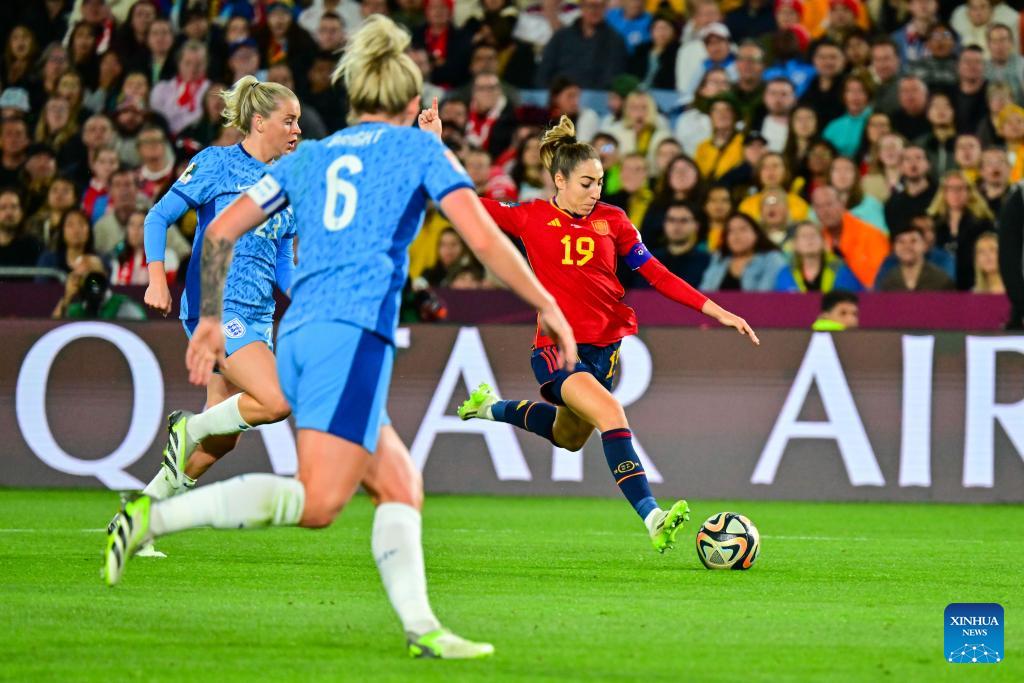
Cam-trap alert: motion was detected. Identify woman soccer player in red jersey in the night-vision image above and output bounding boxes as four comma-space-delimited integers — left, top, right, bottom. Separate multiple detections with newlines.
451, 115, 761, 552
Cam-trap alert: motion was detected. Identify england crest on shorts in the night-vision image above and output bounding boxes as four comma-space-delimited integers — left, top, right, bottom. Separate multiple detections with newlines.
224, 318, 246, 339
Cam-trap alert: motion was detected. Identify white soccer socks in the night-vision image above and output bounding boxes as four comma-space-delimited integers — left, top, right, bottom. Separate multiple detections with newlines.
186, 393, 252, 442
372, 503, 442, 637
149, 474, 305, 536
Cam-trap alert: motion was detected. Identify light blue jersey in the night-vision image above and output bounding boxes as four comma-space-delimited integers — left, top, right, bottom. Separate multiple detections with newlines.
247, 123, 473, 343
246, 123, 472, 451
168, 143, 297, 325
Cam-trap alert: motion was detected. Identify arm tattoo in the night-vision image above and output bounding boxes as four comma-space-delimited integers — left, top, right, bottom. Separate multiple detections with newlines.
200, 235, 234, 317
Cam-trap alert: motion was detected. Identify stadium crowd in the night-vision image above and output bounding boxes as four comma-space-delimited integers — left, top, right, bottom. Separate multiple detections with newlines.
0, 0, 1021, 325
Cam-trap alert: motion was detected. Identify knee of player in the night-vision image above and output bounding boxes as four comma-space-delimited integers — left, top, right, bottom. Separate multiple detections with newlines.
299, 492, 345, 528
257, 394, 292, 423
557, 433, 590, 452
374, 469, 423, 509
595, 406, 629, 433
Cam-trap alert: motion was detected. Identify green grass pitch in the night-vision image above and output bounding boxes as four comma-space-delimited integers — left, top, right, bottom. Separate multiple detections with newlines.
1, 490, 1020, 682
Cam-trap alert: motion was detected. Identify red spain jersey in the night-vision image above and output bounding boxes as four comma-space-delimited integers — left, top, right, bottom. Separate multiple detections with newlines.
483, 198, 644, 348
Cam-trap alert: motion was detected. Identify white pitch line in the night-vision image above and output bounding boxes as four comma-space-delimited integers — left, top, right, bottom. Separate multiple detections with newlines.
0, 528, 104, 533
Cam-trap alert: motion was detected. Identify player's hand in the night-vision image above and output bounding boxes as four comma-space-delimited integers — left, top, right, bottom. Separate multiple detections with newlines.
716, 309, 760, 346
538, 302, 577, 371
185, 316, 225, 386
418, 96, 442, 138
144, 279, 172, 317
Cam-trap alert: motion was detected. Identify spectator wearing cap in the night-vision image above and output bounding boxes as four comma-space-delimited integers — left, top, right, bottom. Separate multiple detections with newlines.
726, 0, 777, 44
0, 188, 43, 278
952, 0, 1020, 59
144, 17, 176, 86
694, 95, 745, 181
536, 0, 627, 90
605, 91, 673, 172
738, 150, 810, 222
227, 38, 268, 84
674, 0, 723, 102
890, 75, 930, 141
678, 22, 737, 107
892, 0, 939, 63
150, 40, 210, 136
798, 40, 846, 126
869, 38, 902, 116
906, 23, 958, 93
823, 74, 873, 158
774, 220, 861, 292
0, 118, 31, 190
257, 0, 319, 93
877, 224, 955, 291
599, 73, 643, 131
955, 47, 991, 136
985, 23, 1024, 105
414, 0, 473, 88
820, 0, 860, 42
774, 0, 803, 32
885, 144, 936, 235
626, 14, 680, 91
20, 144, 58, 218
0, 88, 32, 123
606, 0, 652, 55
811, 184, 890, 288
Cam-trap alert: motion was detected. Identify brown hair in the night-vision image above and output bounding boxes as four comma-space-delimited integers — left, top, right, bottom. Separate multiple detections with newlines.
539, 115, 599, 181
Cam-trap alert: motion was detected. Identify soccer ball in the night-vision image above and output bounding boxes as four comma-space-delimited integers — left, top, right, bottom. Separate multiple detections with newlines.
695, 512, 760, 570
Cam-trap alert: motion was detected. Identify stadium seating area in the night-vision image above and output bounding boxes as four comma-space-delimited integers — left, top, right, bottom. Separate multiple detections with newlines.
0, 0, 1021, 326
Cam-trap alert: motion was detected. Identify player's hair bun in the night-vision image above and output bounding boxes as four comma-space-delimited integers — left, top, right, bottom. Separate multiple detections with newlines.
332, 15, 421, 122
539, 115, 599, 180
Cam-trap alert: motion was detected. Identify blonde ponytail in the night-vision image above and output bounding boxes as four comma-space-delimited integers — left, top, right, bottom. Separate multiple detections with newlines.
539, 115, 600, 180
332, 15, 422, 122
220, 76, 297, 136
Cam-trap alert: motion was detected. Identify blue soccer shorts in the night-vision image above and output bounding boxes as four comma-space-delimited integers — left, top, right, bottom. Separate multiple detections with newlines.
276, 321, 393, 453
183, 311, 274, 358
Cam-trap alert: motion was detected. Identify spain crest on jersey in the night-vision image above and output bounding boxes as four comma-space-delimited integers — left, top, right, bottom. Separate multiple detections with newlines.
592, 220, 610, 235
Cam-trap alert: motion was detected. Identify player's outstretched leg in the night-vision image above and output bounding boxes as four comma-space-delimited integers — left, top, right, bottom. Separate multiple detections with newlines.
103, 472, 307, 586
459, 382, 558, 445
363, 426, 494, 660
560, 373, 690, 552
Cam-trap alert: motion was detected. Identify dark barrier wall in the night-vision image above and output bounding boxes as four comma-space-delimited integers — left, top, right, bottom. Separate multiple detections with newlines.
0, 284, 1012, 330
2, 321, 1023, 503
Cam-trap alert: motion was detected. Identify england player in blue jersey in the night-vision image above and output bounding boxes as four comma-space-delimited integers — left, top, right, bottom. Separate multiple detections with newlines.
104, 16, 575, 659
133, 77, 300, 541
